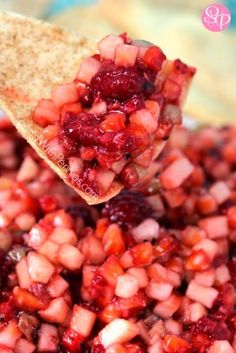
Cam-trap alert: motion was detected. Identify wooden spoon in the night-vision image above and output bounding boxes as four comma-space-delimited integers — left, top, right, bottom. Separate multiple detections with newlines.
0, 11, 123, 204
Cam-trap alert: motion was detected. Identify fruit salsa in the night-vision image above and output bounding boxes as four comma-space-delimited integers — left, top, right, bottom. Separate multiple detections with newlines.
32, 34, 195, 200
0, 115, 235, 353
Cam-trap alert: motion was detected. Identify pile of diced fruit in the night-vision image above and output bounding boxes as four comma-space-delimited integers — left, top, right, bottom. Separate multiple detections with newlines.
33, 34, 195, 196
0, 113, 236, 353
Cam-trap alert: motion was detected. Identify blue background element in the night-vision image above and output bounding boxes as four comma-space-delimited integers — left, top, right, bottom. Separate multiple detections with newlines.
48, 0, 235, 28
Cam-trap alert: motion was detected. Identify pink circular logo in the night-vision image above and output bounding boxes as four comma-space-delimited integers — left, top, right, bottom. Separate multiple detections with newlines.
201, 3, 231, 32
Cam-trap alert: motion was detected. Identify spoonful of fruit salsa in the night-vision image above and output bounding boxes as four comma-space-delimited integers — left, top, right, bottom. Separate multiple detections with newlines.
0, 12, 195, 204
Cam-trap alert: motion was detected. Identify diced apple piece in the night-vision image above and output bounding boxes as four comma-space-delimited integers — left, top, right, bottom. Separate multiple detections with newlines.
47, 275, 69, 298
32, 99, 59, 127
38, 324, 59, 352
131, 218, 159, 243
115, 44, 138, 67
17, 156, 39, 182
70, 305, 97, 337
146, 281, 173, 301
13, 286, 46, 311
193, 239, 218, 261
99, 319, 139, 348
77, 58, 101, 85
69, 157, 84, 174
28, 252, 55, 284
189, 303, 207, 323
209, 181, 231, 205
0, 320, 22, 348
79, 235, 106, 265
154, 294, 181, 319
208, 340, 234, 353
0, 230, 12, 252
39, 240, 60, 264
57, 244, 84, 271
160, 157, 194, 190
215, 265, 231, 284
98, 35, 124, 60
49, 227, 77, 245
39, 298, 70, 324
96, 170, 116, 193
52, 83, 78, 108
15, 338, 36, 353
115, 274, 139, 298
28, 225, 48, 249
198, 216, 229, 239
186, 280, 219, 309
127, 268, 149, 288
130, 109, 158, 133
16, 257, 32, 289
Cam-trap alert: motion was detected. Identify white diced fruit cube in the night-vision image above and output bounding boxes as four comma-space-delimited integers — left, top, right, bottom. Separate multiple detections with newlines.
99, 319, 139, 348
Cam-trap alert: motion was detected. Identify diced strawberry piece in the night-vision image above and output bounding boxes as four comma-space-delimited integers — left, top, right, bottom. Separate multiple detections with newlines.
189, 303, 207, 323
227, 206, 236, 229
100, 113, 126, 133
98, 35, 124, 60
39, 195, 58, 213
70, 305, 97, 337
146, 281, 173, 301
160, 157, 194, 190
0, 345, 13, 353
102, 224, 125, 256
49, 226, 77, 245
51, 83, 78, 108
42, 124, 59, 141
163, 188, 186, 208
17, 156, 39, 182
47, 274, 69, 298
126, 268, 148, 288
99, 303, 121, 324
181, 226, 206, 247
77, 58, 102, 85
28, 252, 55, 284
115, 274, 139, 298
57, 244, 84, 271
131, 242, 153, 267
163, 335, 192, 353
99, 319, 139, 348
193, 239, 218, 261
143, 46, 166, 71
99, 256, 124, 287
13, 286, 46, 311
145, 100, 160, 119
16, 257, 33, 289
79, 235, 106, 265
95, 218, 109, 239
130, 109, 158, 133
185, 249, 211, 271
39, 297, 70, 324
32, 99, 59, 127
38, 324, 59, 352
61, 102, 82, 115
154, 294, 181, 319
39, 240, 60, 264
198, 216, 229, 239
62, 328, 84, 353
15, 338, 36, 353
186, 280, 219, 308
131, 218, 159, 243
115, 44, 138, 67
0, 320, 22, 348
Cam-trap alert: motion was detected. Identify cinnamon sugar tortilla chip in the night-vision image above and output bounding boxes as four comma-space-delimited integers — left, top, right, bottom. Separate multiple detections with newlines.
0, 11, 122, 204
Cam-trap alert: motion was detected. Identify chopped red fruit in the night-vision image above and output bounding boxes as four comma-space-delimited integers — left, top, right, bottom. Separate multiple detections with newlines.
62, 328, 84, 353
163, 335, 192, 353
31, 33, 195, 201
